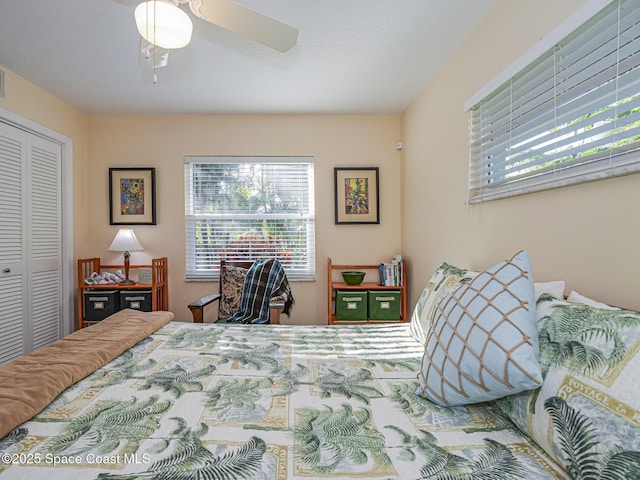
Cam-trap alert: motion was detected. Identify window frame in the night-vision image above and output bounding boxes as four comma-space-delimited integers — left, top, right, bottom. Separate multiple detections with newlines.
466, 0, 640, 203
184, 156, 316, 281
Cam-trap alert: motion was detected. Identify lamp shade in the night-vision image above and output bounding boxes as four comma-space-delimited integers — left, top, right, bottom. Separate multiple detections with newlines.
108, 228, 144, 252
135, 1, 193, 49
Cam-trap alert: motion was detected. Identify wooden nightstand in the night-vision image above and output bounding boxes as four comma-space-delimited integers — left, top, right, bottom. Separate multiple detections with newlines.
77, 257, 168, 329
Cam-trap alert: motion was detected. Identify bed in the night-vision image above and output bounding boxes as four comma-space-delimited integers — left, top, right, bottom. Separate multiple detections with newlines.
0, 309, 568, 479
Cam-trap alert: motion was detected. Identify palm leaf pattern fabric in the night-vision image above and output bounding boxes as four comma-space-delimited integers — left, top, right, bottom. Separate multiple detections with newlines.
536, 294, 640, 377
2, 319, 626, 479
544, 396, 640, 479
494, 295, 640, 478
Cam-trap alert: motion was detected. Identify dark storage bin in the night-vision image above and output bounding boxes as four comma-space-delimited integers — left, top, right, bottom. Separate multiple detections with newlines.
368, 290, 401, 321
83, 290, 120, 322
335, 291, 368, 321
120, 290, 152, 312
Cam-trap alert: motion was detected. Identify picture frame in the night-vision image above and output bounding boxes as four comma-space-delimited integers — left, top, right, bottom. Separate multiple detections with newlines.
109, 167, 157, 225
334, 167, 380, 224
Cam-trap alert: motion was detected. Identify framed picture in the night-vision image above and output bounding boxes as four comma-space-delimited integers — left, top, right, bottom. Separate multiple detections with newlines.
334, 167, 380, 224
109, 167, 157, 225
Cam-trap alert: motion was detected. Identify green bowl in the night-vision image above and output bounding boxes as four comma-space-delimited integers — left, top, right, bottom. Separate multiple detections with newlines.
342, 271, 365, 285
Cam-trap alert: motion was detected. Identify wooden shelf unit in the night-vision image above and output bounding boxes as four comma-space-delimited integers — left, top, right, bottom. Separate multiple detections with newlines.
327, 257, 407, 325
77, 257, 168, 329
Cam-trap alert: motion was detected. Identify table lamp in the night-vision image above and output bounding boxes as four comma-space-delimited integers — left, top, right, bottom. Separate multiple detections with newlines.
108, 227, 144, 284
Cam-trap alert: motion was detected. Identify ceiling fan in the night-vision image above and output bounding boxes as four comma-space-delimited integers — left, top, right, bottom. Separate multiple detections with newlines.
135, 0, 298, 70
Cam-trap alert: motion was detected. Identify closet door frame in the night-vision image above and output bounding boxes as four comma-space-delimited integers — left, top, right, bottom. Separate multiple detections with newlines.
0, 108, 74, 337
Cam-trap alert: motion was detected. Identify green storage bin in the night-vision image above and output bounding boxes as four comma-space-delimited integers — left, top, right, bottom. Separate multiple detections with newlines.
368, 290, 401, 321
335, 291, 368, 321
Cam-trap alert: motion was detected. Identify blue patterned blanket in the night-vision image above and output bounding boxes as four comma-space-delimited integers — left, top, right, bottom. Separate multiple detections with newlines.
226, 258, 294, 324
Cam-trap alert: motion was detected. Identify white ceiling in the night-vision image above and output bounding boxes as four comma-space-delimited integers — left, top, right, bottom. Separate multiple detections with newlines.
0, 0, 495, 115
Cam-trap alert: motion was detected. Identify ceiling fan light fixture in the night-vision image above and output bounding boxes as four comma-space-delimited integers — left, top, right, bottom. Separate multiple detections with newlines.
135, 1, 193, 49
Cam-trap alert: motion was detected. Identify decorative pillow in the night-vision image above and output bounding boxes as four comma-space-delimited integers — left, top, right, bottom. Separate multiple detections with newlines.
217, 265, 248, 319
566, 290, 620, 310
534, 281, 565, 301
409, 262, 478, 343
416, 250, 542, 406
494, 296, 640, 477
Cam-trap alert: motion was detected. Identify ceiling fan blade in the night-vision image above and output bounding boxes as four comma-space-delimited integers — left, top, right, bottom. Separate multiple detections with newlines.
138, 38, 169, 68
188, 0, 298, 52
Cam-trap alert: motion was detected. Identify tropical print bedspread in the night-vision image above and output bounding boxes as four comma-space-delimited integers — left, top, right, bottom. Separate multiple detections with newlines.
0, 322, 569, 479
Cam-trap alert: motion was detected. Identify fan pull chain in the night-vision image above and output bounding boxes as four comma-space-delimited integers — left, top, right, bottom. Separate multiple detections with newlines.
153, 0, 158, 84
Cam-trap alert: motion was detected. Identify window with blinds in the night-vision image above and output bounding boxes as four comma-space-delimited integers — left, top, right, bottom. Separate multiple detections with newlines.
184, 156, 315, 281
467, 0, 640, 203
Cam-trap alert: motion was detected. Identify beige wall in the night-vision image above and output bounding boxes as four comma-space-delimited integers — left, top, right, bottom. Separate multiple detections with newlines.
0, 66, 90, 260
88, 114, 402, 324
401, 0, 640, 311
0, 66, 402, 326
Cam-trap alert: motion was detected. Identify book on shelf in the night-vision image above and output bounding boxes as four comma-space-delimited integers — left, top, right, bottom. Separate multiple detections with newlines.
379, 255, 403, 286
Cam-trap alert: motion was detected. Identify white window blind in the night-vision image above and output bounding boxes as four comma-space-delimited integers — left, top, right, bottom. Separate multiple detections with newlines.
468, 0, 640, 203
185, 156, 315, 281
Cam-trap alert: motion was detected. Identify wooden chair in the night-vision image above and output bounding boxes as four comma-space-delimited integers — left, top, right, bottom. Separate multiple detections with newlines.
188, 260, 284, 324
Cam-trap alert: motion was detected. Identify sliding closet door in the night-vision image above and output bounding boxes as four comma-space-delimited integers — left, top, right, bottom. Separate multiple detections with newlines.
0, 121, 62, 365
0, 122, 28, 364
29, 133, 62, 351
